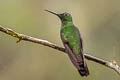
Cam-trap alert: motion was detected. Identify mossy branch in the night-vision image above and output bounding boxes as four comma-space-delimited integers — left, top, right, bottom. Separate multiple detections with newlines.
0, 25, 120, 75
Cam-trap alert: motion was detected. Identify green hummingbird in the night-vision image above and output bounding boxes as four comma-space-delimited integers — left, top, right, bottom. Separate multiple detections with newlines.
45, 10, 89, 76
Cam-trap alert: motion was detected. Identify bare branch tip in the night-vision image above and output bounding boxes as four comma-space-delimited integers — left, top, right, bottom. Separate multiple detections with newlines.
111, 60, 117, 65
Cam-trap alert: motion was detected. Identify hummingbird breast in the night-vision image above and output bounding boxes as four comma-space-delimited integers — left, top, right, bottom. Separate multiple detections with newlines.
60, 25, 81, 55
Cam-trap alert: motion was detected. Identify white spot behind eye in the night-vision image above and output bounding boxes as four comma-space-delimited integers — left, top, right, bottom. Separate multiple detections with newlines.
64, 13, 66, 16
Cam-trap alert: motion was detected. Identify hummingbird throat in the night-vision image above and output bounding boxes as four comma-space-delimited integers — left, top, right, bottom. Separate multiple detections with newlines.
62, 21, 73, 26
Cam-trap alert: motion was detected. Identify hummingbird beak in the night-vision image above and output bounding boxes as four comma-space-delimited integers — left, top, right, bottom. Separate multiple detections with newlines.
45, 9, 59, 17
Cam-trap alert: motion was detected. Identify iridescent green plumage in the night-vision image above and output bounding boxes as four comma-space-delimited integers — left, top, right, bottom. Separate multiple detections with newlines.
45, 10, 89, 76
61, 23, 82, 55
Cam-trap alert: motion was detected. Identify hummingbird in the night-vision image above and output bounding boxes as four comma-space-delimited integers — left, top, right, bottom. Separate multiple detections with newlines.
45, 10, 89, 76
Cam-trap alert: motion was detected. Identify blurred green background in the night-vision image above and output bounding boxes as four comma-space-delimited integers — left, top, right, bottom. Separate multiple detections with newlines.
0, 0, 120, 80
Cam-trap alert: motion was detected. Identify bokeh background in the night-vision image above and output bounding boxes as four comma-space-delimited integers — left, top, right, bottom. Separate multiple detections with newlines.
0, 0, 120, 80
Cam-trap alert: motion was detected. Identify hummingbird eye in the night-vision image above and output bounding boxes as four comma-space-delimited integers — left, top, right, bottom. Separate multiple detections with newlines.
64, 13, 69, 16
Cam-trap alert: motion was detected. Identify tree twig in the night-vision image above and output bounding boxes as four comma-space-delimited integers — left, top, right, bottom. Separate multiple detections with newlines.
0, 25, 120, 75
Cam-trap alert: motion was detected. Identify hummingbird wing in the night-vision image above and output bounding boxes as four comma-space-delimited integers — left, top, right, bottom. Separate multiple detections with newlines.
60, 26, 89, 76
74, 26, 89, 76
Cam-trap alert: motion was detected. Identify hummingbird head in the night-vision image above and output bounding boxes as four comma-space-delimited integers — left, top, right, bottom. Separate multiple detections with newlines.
45, 10, 72, 23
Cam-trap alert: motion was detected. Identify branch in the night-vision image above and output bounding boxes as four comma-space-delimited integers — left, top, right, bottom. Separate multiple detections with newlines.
0, 25, 120, 75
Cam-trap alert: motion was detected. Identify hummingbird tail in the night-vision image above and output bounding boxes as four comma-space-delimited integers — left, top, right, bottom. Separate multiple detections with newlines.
78, 62, 89, 76
63, 44, 89, 76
